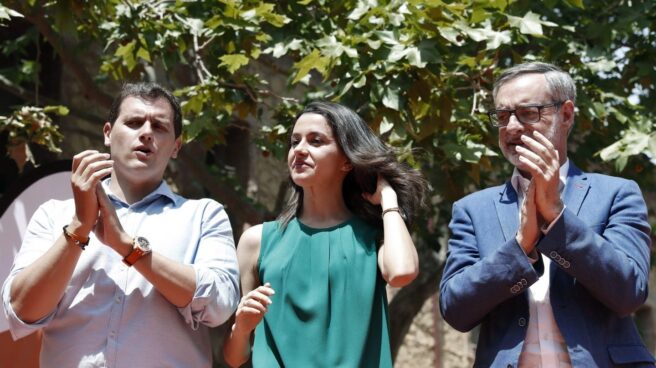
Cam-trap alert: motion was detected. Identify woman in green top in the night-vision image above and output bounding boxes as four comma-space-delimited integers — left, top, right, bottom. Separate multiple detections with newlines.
223, 101, 427, 367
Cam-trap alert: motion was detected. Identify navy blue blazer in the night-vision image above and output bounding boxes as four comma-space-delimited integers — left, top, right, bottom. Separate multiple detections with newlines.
439, 163, 655, 367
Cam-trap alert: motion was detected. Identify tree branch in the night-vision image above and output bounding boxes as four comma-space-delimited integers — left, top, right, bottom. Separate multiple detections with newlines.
0, 74, 105, 123
12, 2, 113, 109
178, 149, 269, 227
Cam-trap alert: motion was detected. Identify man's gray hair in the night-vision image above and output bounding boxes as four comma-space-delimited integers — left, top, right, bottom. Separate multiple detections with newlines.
492, 62, 577, 105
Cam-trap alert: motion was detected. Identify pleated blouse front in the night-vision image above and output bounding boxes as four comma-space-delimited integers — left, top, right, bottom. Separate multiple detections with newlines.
252, 217, 392, 368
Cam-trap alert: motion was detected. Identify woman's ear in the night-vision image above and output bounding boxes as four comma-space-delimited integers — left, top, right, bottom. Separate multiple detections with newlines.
341, 161, 353, 172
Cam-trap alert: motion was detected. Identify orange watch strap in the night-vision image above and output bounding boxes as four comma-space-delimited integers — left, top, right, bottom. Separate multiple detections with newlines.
123, 246, 144, 266
122, 237, 151, 266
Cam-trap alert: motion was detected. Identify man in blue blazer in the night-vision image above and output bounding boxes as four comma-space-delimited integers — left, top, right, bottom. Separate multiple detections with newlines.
439, 62, 654, 367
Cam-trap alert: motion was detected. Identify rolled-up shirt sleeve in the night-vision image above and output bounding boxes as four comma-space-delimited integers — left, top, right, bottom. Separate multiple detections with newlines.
3, 280, 56, 339
177, 199, 239, 329
2, 200, 61, 340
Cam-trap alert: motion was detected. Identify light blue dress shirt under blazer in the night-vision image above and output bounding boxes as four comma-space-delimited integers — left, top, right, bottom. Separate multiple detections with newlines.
2, 179, 240, 368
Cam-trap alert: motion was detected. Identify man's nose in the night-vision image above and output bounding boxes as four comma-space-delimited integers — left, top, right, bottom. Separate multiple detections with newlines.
139, 121, 154, 141
505, 113, 524, 132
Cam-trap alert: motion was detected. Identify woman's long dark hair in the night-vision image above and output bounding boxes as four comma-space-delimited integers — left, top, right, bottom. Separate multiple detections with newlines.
277, 101, 428, 229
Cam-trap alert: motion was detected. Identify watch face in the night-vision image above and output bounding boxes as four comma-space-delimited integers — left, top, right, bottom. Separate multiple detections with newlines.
135, 236, 151, 251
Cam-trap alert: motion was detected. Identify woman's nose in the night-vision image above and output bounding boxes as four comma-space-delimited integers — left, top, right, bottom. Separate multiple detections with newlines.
293, 141, 308, 154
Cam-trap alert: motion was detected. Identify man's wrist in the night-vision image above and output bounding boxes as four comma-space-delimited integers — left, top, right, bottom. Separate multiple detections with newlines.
115, 232, 135, 258
516, 232, 537, 254
542, 200, 565, 224
68, 217, 92, 239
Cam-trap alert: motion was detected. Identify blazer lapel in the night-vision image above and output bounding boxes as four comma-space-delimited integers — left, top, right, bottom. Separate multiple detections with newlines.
562, 163, 589, 215
494, 182, 519, 242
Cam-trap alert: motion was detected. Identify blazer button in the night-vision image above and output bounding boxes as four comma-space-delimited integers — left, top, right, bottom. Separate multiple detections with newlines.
520, 278, 527, 286
518, 317, 526, 327
563, 261, 571, 268
549, 251, 558, 258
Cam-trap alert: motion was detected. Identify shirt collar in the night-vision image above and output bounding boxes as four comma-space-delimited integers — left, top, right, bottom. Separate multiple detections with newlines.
101, 178, 179, 207
510, 158, 569, 195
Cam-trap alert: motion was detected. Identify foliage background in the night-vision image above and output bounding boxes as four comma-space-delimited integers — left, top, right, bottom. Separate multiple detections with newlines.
1, 0, 654, 365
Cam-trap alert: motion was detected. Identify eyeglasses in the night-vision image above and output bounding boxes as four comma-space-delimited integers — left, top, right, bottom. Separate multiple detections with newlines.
488, 102, 564, 127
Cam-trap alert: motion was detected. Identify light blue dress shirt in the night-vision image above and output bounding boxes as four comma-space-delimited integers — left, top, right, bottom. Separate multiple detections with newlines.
2, 179, 239, 368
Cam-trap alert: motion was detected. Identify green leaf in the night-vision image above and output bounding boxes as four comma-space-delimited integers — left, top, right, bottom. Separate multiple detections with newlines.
406, 47, 426, 68
586, 58, 616, 73
417, 40, 441, 64
292, 50, 330, 84
43, 105, 70, 116
219, 54, 250, 74
486, 0, 508, 11
353, 75, 367, 88
115, 40, 137, 71
317, 35, 358, 58
388, 45, 409, 63
470, 8, 487, 24
379, 117, 394, 134
136, 47, 151, 63
484, 30, 512, 50
205, 15, 223, 30
0, 5, 23, 22
452, 21, 511, 49
348, 1, 371, 21
375, 31, 399, 46
507, 11, 556, 36
383, 87, 400, 110
443, 141, 494, 164
563, 0, 585, 9
243, 3, 290, 27
438, 27, 463, 46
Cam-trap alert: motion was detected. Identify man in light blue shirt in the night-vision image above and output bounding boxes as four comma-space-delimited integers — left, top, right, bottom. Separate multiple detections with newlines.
2, 82, 240, 367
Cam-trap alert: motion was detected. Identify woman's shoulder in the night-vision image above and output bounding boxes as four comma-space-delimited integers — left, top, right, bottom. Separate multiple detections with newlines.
237, 224, 263, 255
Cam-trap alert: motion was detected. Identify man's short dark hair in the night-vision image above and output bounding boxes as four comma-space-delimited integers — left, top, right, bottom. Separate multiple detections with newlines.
108, 82, 183, 138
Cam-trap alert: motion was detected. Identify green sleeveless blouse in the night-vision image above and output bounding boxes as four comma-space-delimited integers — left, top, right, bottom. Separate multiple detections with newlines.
252, 217, 392, 367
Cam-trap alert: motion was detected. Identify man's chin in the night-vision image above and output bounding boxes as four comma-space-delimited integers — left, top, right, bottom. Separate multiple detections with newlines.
503, 154, 528, 172
511, 160, 533, 177
501, 152, 520, 166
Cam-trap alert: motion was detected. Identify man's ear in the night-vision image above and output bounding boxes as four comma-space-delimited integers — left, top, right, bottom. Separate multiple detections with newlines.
171, 137, 182, 159
561, 100, 575, 130
103, 122, 112, 147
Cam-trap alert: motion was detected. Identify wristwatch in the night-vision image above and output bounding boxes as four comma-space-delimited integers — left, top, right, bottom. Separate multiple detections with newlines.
122, 236, 152, 266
